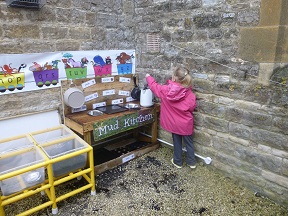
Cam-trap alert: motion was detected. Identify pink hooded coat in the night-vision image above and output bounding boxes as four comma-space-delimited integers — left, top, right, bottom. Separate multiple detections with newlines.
146, 76, 197, 135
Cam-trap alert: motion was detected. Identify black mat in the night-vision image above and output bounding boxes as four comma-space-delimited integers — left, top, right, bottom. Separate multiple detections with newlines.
93, 148, 121, 165
96, 105, 128, 114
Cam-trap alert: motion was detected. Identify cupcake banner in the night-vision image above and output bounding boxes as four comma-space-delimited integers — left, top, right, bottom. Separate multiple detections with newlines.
0, 50, 135, 95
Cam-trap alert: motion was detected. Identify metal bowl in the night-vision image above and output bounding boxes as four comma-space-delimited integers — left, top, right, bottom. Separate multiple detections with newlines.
87, 110, 104, 116
124, 103, 140, 109
25, 171, 41, 183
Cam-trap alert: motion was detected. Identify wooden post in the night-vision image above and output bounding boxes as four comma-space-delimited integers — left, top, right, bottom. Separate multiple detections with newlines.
84, 132, 92, 145
151, 109, 158, 143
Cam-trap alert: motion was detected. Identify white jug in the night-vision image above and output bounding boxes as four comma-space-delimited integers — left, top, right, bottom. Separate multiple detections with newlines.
140, 88, 154, 107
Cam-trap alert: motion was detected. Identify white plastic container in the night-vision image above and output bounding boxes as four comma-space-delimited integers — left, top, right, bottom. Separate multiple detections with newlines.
0, 147, 45, 196
140, 89, 154, 107
63, 87, 85, 108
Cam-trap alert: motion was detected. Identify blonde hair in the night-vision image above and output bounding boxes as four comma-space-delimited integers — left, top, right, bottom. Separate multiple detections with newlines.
173, 66, 192, 88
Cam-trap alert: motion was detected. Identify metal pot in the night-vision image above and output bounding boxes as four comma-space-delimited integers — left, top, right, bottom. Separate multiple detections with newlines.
64, 87, 85, 108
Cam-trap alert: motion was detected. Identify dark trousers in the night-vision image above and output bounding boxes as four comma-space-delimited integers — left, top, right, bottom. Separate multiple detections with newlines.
172, 133, 196, 166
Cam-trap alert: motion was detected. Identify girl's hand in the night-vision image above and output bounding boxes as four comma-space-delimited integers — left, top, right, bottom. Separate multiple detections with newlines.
145, 74, 150, 78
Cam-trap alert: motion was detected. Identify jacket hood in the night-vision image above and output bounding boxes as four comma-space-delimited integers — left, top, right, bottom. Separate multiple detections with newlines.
166, 80, 191, 101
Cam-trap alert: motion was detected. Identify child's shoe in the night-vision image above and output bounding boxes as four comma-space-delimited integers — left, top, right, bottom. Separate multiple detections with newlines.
189, 165, 196, 169
171, 158, 182, 169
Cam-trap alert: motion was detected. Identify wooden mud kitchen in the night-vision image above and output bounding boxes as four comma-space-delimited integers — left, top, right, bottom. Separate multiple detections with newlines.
62, 74, 160, 175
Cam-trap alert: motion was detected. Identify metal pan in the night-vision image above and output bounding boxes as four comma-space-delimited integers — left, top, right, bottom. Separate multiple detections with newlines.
87, 110, 104, 116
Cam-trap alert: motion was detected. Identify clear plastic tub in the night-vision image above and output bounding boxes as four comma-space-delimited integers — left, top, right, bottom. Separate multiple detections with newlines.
40, 138, 88, 177
0, 146, 45, 196
30, 126, 74, 144
0, 135, 34, 154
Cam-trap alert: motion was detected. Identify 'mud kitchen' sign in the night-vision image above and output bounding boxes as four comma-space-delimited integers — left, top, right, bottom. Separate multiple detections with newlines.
93, 108, 155, 141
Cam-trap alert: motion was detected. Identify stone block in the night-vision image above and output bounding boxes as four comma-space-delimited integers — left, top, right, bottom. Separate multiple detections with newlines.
208, 28, 224, 39
173, 30, 194, 42
262, 170, 288, 189
234, 100, 261, 110
259, 0, 282, 26
275, 26, 288, 62
193, 130, 212, 147
197, 100, 226, 118
271, 86, 288, 107
228, 135, 250, 147
194, 112, 204, 127
70, 9, 87, 25
42, 27, 69, 40
214, 82, 245, 98
55, 8, 72, 23
239, 26, 278, 62
213, 136, 236, 156
229, 122, 251, 140
257, 63, 274, 85
25, 7, 56, 22
218, 97, 235, 105
55, 41, 80, 52
242, 85, 271, 105
272, 117, 288, 135
192, 79, 214, 93
3, 24, 40, 39
251, 128, 288, 152
69, 28, 91, 40
241, 110, 272, 129
96, 13, 119, 28
203, 0, 221, 7
283, 159, 288, 177
225, 107, 244, 122
271, 149, 288, 159
20, 41, 56, 53
204, 116, 229, 132
193, 14, 222, 28
215, 151, 263, 177
0, 41, 22, 54
235, 145, 282, 174
86, 12, 96, 26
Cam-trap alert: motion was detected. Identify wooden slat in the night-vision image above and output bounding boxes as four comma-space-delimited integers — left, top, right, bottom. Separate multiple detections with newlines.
61, 74, 137, 116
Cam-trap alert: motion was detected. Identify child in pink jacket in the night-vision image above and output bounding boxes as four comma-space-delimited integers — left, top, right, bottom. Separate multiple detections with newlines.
146, 66, 197, 169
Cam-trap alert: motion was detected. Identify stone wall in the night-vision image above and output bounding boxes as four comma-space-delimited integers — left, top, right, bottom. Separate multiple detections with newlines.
0, 0, 287, 206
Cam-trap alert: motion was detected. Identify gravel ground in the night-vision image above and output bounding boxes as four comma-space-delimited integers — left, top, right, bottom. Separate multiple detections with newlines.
3, 146, 288, 216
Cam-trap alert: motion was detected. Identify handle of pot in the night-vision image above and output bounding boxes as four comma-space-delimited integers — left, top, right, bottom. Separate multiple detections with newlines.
133, 75, 138, 87
69, 79, 77, 88
143, 84, 149, 90
68, 79, 82, 89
